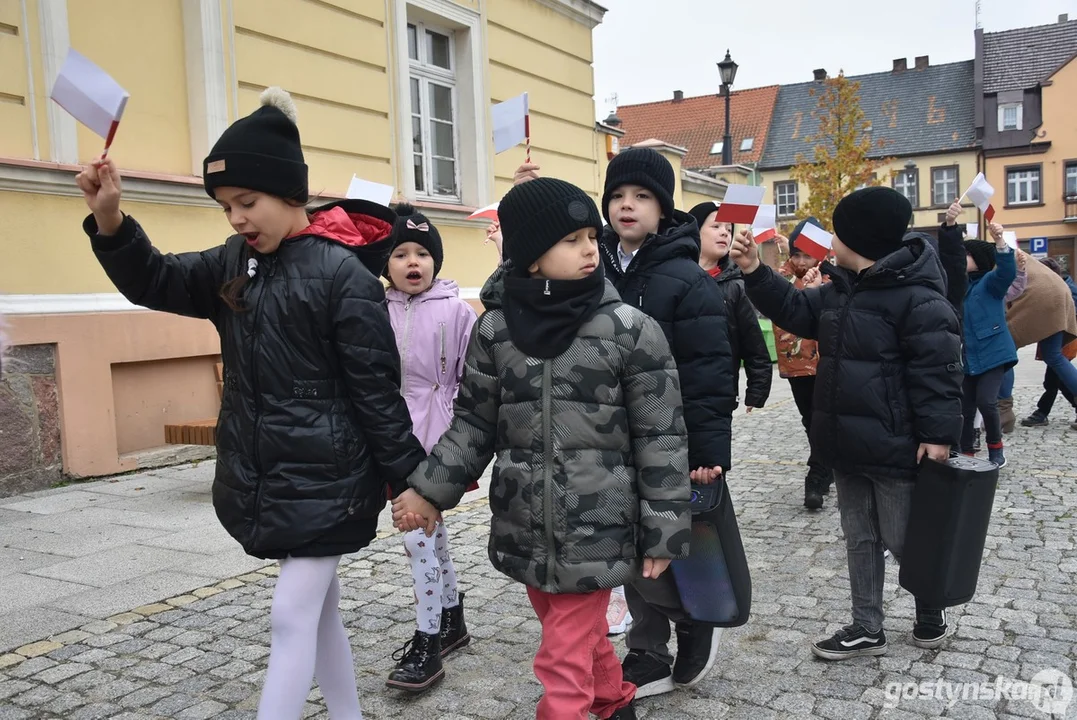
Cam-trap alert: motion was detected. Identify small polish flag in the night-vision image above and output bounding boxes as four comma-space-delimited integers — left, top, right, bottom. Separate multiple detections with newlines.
963, 173, 996, 223
1002, 231, 1018, 251
50, 48, 129, 155
966, 223, 978, 239
345, 175, 393, 206
492, 93, 529, 155
751, 204, 777, 243
467, 202, 500, 222
793, 220, 833, 262
715, 184, 766, 224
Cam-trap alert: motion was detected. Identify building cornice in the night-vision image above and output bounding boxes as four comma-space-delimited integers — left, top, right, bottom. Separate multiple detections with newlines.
531, 0, 606, 29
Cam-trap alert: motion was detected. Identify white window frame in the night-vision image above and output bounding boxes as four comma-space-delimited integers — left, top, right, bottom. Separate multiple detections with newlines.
1065, 163, 1077, 199
391, 0, 489, 209
931, 167, 958, 207
710, 141, 723, 155
775, 181, 798, 217
893, 169, 918, 206
408, 21, 460, 200
739, 137, 753, 152
1007, 168, 1041, 205
998, 102, 1023, 132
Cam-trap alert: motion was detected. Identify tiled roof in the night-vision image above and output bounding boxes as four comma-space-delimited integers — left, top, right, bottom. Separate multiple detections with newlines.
983, 19, 1077, 93
616, 86, 780, 171
758, 61, 976, 171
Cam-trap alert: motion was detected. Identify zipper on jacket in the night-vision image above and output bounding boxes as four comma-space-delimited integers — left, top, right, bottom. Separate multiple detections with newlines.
541, 360, 556, 589
249, 257, 275, 536
400, 297, 416, 396
439, 322, 447, 376
828, 282, 857, 452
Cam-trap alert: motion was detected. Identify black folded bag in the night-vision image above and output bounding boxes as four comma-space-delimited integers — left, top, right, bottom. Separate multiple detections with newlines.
899, 456, 999, 607
670, 478, 752, 627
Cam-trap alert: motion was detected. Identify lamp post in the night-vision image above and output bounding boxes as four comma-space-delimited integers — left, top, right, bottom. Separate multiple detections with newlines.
717, 50, 738, 166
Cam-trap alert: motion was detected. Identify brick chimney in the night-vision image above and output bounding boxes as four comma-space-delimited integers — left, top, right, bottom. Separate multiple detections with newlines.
673, 90, 684, 102
813, 68, 827, 81
915, 55, 929, 70
893, 58, 907, 73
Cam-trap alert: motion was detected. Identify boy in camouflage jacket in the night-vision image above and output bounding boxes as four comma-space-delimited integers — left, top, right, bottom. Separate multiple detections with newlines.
393, 178, 691, 720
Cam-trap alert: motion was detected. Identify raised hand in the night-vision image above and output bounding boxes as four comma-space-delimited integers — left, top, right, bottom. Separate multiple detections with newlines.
75, 156, 123, 235
730, 230, 761, 274
803, 266, 823, 288
513, 163, 541, 186
944, 201, 962, 227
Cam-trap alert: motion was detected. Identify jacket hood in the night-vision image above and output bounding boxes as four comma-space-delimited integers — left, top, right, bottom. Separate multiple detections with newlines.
826, 235, 947, 295
600, 209, 701, 271
299, 199, 398, 276
386, 278, 461, 305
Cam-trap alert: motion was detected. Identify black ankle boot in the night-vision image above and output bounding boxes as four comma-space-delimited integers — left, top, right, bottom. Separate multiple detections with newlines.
440, 591, 471, 657
386, 630, 444, 692
804, 471, 823, 510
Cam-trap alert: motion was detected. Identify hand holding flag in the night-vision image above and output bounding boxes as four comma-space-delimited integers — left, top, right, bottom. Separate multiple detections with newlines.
962, 173, 996, 222
50, 48, 130, 158
730, 228, 761, 274
75, 156, 123, 235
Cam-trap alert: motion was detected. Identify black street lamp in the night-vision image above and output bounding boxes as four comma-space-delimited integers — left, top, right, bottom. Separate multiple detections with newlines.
717, 50, 738, 166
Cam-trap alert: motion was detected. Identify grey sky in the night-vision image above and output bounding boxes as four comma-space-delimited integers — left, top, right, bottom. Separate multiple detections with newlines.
593, 0, 1077, 118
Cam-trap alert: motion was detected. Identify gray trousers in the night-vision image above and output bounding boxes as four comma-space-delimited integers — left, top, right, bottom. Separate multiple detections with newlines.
624, 571, 688, 666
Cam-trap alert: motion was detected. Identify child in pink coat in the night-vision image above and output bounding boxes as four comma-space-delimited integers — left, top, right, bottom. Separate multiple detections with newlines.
384, 204, 478, 693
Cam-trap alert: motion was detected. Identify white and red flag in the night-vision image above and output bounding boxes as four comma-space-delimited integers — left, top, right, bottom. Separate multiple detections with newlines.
751, 204, 777, 243
793, 220, 833, 262
963, 173, 996, 223
715, 184, 766, 224
50, 48, 129, 156
467, 202, 500, 222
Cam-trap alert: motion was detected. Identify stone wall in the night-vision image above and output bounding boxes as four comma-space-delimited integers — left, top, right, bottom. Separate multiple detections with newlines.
0, 344, 63, 497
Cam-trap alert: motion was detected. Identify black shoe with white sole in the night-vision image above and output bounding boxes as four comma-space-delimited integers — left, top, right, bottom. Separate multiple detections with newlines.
621, 650, 674, 698
912, 604, 950, 649
672, 623, 722, 687
811, 625, 887, 660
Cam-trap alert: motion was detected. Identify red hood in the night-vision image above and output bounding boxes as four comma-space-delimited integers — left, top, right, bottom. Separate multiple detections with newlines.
290, 206, 393, 247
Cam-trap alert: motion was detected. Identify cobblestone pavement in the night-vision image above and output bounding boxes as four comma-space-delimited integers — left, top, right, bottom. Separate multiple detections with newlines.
1, 351, 1075, 719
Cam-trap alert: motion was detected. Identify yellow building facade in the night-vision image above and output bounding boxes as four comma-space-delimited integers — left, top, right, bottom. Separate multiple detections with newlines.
0, 0, 608, 485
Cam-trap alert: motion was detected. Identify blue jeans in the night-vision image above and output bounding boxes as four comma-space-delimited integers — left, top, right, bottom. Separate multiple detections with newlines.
997, 367, 1015, 399
1039, 332, 1077, 397
834, 471, 917, 633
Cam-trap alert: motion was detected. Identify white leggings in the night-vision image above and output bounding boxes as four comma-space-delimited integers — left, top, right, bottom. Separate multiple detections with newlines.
404, 520, 459, 633
257, 556, 363, 720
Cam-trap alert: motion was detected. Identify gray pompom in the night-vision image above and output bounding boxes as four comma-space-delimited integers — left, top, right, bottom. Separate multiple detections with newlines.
259, 86, 298, 124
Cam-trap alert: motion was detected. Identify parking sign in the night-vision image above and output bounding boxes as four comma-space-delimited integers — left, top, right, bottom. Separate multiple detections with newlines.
1030, 237, 1048, 257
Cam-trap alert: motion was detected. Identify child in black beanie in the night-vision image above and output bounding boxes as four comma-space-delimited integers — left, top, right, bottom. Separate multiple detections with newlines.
731, 186, 964, 660
392, 177, 692, 720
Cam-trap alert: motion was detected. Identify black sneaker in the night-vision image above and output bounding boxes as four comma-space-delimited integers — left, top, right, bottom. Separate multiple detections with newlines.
1021, 411, 1049, 427
672, 623, 722, 687
609, 701, 637, 720
811, 625, 887, 661
972, 429, 982, 452
912, 605, 950, 649
621, 650, 674, 698
804, 471, 823, 510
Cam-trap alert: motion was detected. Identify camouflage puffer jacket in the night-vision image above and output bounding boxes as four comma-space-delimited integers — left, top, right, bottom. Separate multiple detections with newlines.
406, 270, 692, 594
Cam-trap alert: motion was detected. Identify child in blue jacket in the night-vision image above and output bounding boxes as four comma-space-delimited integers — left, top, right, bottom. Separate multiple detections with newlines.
961, 223, 1018, 468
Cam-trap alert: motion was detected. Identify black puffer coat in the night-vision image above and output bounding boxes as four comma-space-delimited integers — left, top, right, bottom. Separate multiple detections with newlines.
743, 236, 963, 479
600, 212, 736, 471
86, 199, 426, 558
712, 255, 773, 409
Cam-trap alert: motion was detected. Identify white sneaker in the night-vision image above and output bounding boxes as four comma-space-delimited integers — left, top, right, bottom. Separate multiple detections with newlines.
606, 587, 632, 636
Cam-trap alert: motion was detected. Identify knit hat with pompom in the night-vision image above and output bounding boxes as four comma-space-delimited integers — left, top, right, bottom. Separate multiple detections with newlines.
202, 86, 308, 203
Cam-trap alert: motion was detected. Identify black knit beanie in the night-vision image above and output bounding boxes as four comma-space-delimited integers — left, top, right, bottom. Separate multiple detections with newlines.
601, 148, 676, 223
688, 201, 720, 233
203, 87, 308, 203
499, 177, 603, 272
832, 187, 912, 261
385, 203, 444, 278
965, 240, 997, 273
